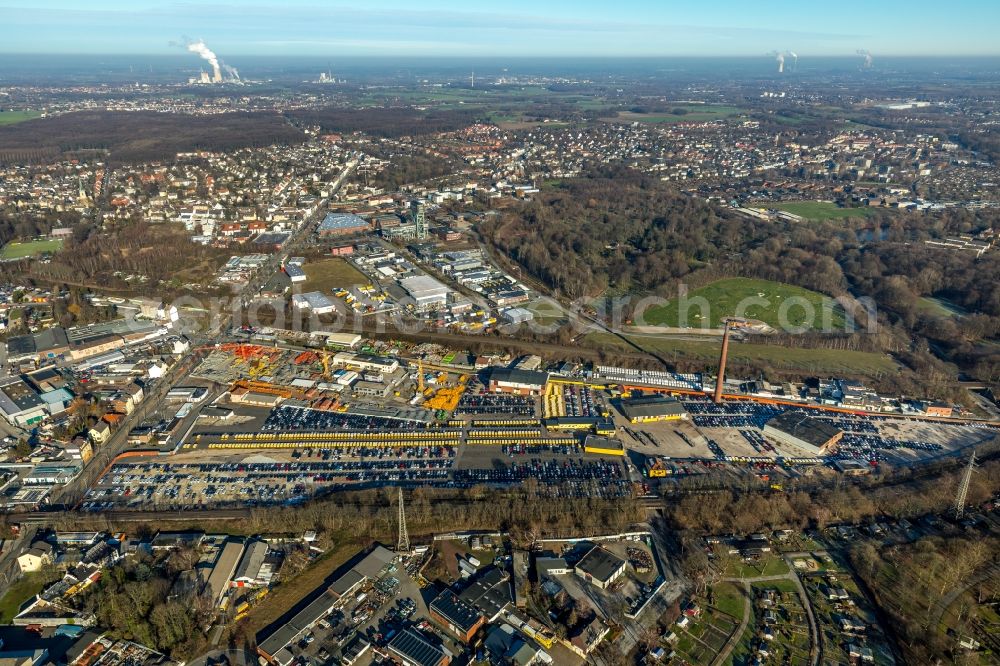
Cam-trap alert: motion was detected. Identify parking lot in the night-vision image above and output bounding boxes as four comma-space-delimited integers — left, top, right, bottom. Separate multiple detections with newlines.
455, 392, 537, 416
453, 457, 631, 496
262, 405, 431, 432
562, 385, 603, 418
82, 445, 458, 510
84, 417, 639, 508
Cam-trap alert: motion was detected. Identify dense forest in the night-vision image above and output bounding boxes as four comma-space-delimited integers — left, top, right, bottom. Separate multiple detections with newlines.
850, 535, 1000, 664
668, 452, 1000, 535
481, 170, 767, 298
482, 170, 1000, 384
0, 210, 73, 247
0, 111, 305, 165
0, 222, 230, 293
286, 106, 483, 138
79, 547, 211, 660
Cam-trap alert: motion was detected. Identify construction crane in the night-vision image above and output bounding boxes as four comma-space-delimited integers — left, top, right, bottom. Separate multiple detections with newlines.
320, 351, 332, 380
417, 359, 425, 393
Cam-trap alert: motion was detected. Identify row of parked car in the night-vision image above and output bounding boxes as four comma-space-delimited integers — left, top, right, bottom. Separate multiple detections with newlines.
263, 405, 428, 432
453, 458, 625, 484
456, 393, 536, 416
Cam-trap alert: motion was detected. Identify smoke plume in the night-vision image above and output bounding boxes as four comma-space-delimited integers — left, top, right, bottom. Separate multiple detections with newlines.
179, 37, 236, 82
857, 49, 873, 69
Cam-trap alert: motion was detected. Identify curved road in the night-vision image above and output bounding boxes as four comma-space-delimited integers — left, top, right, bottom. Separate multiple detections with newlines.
719, 572, 820, 666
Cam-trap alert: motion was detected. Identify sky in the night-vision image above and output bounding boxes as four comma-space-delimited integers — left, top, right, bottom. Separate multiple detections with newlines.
1, 0, 998, 58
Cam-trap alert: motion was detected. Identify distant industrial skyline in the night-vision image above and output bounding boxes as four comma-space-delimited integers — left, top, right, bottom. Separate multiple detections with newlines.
2, 0, 998, 57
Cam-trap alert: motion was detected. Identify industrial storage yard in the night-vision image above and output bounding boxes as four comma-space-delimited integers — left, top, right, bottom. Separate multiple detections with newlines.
70, 337, 998, 511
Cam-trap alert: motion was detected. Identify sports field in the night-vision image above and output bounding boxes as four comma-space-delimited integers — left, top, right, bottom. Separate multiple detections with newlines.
0, 238, 63, 259
0, 111, 41, 125
640, 278, 846, 330
771, 200, 878, 220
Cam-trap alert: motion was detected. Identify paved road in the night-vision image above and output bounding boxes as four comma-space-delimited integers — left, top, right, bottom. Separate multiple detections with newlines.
50, 350, 205, 507
237, 160, 356, 312
47, 161, 358, 507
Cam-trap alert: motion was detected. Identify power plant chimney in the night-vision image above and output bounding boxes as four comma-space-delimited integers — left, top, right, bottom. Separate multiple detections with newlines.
713, 321, 731, 403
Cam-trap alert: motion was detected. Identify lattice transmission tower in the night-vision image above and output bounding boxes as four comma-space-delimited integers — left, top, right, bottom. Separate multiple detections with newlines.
396, 487, 410, 553
953, 449, 977, 519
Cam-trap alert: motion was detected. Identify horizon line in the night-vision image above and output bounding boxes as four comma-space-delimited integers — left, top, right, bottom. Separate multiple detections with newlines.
2, 52, 1000, 59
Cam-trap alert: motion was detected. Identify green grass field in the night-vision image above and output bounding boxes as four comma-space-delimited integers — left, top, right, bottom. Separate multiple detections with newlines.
611, 105, 742, 124
301, 258, 368, 293
0, 238, 63, 259
641, 278, 846, 330
524, 298, 567, 326
712, 582, 748, 619
770, 200, 878, 221
753, 579, 800, 595
917, 296, 966, 318
0, 111, 41, 125
0, 572, 59, 623
584, 331, 898, 376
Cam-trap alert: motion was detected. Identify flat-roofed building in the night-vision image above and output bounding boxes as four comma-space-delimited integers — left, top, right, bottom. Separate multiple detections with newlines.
0, 376, 46, 427
487, 368, 548, 396
762, 412, 843, 456
284, 264, 307, 283
387, 629, 449, 666
457, 567, 513, 622
535, 556, 572, 579
257, 545, 396, 665
24, 464, 81, 485
310, 332, 362, 349
619, 395, 687, 423
924, 401, 954, 418
574, 546, 626, 590
256, 587, 340, 665
291, 291, 337, 315
333, 352, 400, 374
501, 308, 534, 325
232, 539, 270, 587
429, 590, 484, 643
5, 326, 70, 363
204, 539, 245, 607
341, 635, 371, 665
582, 435, 625, 456
399, 275, 450, 310
151, 531, 205, 550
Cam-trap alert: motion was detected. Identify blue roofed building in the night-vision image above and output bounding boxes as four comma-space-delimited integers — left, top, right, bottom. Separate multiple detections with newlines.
317, 213, 369, 237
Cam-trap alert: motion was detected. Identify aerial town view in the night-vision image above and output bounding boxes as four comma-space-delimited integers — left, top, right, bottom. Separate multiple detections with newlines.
0, 2, 999, 666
